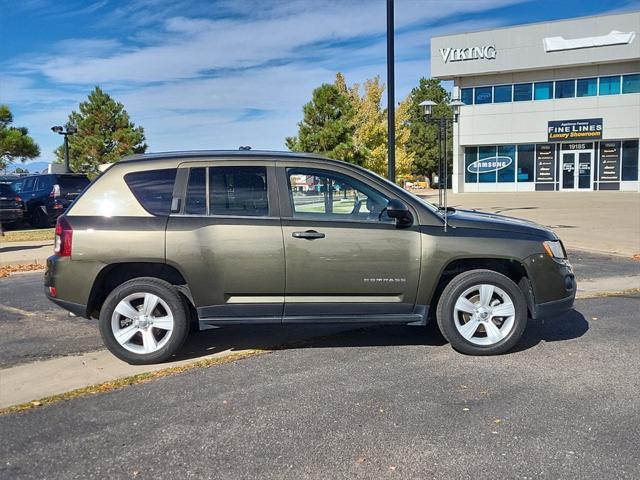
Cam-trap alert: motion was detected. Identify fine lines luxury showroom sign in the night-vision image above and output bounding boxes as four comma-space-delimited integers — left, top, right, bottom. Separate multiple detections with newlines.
548, 118, 603, 141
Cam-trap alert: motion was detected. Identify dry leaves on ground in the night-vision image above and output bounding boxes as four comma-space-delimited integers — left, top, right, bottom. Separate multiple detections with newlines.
0, 263, 45, 278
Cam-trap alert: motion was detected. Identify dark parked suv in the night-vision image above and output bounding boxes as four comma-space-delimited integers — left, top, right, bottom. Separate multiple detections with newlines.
12, 173, 90, 228
0, 183, 25, 228
45, 151, 576, 364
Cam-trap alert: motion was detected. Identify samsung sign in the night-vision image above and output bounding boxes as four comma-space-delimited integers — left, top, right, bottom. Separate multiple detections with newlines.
440, 45, 497, 63
467, 156, 513, 174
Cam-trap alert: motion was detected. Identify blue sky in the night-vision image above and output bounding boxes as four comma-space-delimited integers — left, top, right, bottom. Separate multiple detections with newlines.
1, 0, 639, 167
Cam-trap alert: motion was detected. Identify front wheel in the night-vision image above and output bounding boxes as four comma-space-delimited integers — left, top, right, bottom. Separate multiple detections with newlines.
436, 269, 527, 355
99, 277, 190, 365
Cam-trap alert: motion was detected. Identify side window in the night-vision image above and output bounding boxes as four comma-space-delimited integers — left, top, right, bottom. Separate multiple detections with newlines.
184, 167, 206, 214
11, 180, 24, 193
35, 176, 52, 192
124, 168, 177, 216
287, 168, 391, 223
22, 177, 35, 192
209, 166, 268, 216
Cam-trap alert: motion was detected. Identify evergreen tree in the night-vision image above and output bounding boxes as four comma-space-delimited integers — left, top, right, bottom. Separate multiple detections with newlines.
286, 75, 365, 165
0, 105, 40, 171
405, 78, 452, 179
55, 87, 147, 176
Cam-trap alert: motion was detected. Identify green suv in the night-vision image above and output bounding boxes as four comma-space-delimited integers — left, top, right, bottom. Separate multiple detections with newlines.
45, 151, 576, 364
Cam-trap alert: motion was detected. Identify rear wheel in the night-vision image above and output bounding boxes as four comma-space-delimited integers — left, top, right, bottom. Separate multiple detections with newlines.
31, 207, 50, 228
436, 269, 527, 355
99, 277, 190, 365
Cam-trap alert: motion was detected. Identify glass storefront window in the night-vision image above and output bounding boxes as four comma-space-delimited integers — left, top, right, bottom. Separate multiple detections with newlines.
497, 145, 516, 182
554, 79, 575, 98
494, 85, 512, 103
478, 146, 497, 183
599, 76, 621, 95
517, 145, 535, 182
577, 78, 597, 97
461, 88, 474, 105
465, 147, 478, 183
474, 87, 492, 104
534, 81, 553, 100
622, 74, 640, 94
621, 140, 639, 181
513, 83, 532, 101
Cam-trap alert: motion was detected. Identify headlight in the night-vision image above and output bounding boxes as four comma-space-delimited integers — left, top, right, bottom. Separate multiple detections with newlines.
543, 240, 566, 259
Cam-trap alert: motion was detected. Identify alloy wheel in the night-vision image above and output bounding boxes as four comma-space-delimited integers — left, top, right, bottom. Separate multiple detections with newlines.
453, 283, 516, 346
111, 292, 174, 354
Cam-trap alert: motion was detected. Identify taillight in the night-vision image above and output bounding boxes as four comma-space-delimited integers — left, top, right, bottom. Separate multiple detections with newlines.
54, 216, 73, 257
50, 184, 61, 198
15, 196, 22, 203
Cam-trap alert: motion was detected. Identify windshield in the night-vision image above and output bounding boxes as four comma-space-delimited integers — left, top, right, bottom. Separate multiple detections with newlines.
357, 167, 440, 214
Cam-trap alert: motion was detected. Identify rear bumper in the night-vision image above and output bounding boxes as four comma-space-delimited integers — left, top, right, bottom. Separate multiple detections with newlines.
0, 209, 24, 222
44, 287, 88, 318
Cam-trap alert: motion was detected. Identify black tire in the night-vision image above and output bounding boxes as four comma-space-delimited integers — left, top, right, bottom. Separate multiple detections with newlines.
31, 207, 50, 228
436, 269, 527, 356
99, 277, 190, 365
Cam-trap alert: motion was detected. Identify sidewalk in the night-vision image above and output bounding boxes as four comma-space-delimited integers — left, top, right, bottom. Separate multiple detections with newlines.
0, 240, 52, 266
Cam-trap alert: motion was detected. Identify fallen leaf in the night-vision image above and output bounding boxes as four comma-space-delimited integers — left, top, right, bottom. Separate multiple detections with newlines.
389, 465, 397, 471
31, 401, 42, 407
591, 317, 598, 321
462, 407, 469, 412
356, 457, 366, 465
494, 419, 502, 424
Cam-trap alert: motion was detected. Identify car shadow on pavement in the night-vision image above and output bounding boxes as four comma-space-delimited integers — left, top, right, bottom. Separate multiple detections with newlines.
0, 244, 51, 253
172, 324, 448, 361
512, 309, 589, 353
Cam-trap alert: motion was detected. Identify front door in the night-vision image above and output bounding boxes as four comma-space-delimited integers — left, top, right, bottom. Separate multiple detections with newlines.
279, 166, 422, 322
561, 151, 593, 190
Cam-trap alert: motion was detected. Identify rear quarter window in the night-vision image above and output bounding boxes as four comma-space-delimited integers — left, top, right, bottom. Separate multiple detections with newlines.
57, 175, 90, 192
124, 169, 177, 216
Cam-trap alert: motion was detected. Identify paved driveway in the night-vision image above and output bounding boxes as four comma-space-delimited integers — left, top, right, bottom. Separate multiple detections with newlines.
1, 294, 638, 479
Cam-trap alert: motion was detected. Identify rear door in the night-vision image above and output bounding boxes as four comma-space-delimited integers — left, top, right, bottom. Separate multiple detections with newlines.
166, 160, 285, 324
278, 164, 422, 322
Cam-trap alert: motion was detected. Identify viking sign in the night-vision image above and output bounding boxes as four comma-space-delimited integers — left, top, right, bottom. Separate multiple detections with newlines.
440, 45, 497, 63
467, 156, 513, 174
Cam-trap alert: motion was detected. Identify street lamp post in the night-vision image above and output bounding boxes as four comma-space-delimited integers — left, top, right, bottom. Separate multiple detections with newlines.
418, 99, 464, 231
51, 125, 77, 173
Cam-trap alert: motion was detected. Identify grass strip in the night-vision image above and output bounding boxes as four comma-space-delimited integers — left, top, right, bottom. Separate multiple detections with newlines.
0, 349, 268, 415
1, 228, 54, 243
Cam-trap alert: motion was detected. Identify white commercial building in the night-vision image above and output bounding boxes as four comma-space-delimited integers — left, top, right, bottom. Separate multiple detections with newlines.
431, 11, 640, 192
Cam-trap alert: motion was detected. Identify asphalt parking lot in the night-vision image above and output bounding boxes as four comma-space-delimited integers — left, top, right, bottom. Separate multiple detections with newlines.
1, 294, 639, 479
1, 249, 637, 368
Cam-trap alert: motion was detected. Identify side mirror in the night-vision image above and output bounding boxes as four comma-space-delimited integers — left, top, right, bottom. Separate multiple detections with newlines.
386, 199, 412, 227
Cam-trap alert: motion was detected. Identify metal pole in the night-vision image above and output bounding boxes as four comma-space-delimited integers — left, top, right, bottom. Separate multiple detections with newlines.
437, 121, 442, 209
63, 134, 70, 173
443, 118, 448, 232
386, 0, 395, 182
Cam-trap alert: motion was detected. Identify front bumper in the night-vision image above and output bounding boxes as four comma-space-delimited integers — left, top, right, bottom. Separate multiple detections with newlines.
523, 252, 576, 319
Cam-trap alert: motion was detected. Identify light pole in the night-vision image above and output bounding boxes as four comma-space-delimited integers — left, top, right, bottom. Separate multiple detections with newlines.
419, 99, 464, 231
51, 125, 77, 173
386, 0, 395, 182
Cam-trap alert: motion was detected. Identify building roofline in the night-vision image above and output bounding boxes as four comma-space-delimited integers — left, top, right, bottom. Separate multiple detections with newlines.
431, 10, 639, 40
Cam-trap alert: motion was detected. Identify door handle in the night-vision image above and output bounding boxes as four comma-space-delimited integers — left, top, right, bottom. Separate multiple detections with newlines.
292, 230, 325, 240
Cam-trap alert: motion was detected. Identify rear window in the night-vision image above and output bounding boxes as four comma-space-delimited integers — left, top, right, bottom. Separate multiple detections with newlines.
124, 169, 177, 216
57, 175, 90, 192
0, 184, 15, 196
